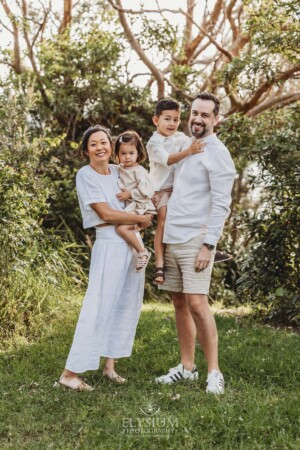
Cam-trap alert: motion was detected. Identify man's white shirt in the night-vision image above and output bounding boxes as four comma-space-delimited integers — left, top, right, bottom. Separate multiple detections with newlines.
163, 134, 236, 246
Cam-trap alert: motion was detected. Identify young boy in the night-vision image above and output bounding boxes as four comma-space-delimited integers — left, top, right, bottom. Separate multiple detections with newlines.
147, 99, 232, 285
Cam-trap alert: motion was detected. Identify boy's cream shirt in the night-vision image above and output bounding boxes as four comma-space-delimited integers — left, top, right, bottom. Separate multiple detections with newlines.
146, 131, 189, 192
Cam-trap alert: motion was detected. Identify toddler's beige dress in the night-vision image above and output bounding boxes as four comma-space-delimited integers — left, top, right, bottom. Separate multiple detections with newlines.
118, 165, 156, 215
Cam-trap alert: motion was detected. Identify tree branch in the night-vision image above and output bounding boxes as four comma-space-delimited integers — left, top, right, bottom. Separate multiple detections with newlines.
164, 77, 194, 101
241, 65, 300, 113
226, 0, 238, 40
59, 0, 72, 34
0, 0, 23, 73
183, 0, 195, 48
21, 0, 50, 107
108, 1, 233, 62
0, 18, 14, 34
108, 0, 165, 98
247, 92, 300, 117
31, 7, 51, 48
128, 72, 151, 83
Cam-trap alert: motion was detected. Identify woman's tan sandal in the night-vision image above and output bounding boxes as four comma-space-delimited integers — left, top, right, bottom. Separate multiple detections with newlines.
153, 267, 165, 285
59, 374, 94, 391
103, 370, 127, 384
136, 250, 151, 272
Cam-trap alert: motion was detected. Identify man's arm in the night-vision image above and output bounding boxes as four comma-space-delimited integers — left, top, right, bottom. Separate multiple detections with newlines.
196, 147, 236, 270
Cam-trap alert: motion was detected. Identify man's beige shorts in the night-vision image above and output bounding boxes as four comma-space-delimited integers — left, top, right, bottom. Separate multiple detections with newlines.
159, 233, 215, 295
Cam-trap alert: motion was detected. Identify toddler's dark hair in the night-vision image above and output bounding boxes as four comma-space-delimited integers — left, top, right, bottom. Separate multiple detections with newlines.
79, 125, 113, 159
154, 99, 181, 117
114, 130, 146, 164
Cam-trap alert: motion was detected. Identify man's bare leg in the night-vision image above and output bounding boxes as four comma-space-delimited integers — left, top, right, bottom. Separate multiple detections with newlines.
185, 294, 219, 372
172, 292, 197, 371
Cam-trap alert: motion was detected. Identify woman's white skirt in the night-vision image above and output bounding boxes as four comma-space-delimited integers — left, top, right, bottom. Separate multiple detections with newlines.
65, 226, 144, 373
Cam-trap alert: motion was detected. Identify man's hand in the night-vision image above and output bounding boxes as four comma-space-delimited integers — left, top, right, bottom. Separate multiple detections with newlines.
195, 246, 212, 271
139, 213, 153, 230
116, 189, 131, 201
188, 140, 205, 155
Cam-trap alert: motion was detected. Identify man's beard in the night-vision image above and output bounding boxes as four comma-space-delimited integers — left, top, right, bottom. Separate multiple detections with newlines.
190, 121, 207, 138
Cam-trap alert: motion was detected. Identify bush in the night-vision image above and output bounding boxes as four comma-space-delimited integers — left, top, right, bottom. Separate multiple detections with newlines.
228, 106, 300, 325
0, 90, 85, 339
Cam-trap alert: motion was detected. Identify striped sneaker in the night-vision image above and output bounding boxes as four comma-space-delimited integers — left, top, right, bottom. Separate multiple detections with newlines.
206, 370, 225, 394
155, 363, 198, 384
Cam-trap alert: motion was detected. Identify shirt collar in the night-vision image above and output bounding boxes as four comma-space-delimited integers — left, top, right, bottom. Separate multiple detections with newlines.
201, 133, 218, 144
153, 131, 173, 142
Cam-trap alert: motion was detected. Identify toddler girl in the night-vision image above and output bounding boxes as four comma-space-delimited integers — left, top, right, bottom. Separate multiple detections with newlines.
114, 130, 155, 272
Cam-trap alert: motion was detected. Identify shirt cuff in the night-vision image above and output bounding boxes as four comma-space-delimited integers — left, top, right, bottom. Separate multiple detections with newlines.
203, 234, 218, 246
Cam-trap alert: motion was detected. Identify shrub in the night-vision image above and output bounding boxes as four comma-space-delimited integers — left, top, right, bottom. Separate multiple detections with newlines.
231, 106, 300, 325
0, 90, 85, 339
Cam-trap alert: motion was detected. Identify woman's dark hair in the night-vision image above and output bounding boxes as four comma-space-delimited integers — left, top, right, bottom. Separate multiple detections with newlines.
114, 130, 147, 164
79, 125, 113, 159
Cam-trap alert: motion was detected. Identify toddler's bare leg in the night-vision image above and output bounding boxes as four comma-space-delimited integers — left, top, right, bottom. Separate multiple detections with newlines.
154, 205, 167, 283
116, 224, 145, 253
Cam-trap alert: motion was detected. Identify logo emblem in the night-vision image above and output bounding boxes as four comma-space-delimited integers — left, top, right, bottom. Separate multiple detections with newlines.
140, 402, 160, 416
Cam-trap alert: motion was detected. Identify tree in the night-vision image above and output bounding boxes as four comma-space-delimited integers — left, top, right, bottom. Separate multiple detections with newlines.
107, 0, 300, 116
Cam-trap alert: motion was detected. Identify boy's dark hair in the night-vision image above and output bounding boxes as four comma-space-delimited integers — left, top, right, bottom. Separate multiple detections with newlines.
154, 98, 181, 117
114, 130, 146, 164
193, 92, 220, 116
79, 125, 113, 159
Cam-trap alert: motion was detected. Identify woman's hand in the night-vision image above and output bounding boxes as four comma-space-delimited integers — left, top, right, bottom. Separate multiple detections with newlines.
116, 190, 131, 201
139, 214, 153, 230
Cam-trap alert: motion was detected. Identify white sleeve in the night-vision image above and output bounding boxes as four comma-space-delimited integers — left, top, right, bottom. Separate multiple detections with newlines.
146, 140, 169, 167
131, 166, 154, 199
76, 170, 106, 210
202, 149, 236, 245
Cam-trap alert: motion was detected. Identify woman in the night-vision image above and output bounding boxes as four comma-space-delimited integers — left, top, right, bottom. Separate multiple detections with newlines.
59, 125, 152, 391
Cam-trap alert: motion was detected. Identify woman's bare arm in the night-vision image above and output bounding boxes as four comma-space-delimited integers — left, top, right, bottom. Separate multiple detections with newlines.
91, 202, 152, 227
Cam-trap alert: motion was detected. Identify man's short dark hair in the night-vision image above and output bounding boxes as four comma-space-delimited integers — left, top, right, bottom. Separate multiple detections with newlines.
193, 92, 220, 116
154, 99, 181, 117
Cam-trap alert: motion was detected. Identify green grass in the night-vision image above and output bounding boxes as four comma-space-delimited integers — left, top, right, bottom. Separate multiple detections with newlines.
0, 301, 299, 449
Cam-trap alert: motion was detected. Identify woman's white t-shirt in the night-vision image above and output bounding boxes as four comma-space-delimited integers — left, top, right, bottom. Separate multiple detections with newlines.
76, 164, 125, 229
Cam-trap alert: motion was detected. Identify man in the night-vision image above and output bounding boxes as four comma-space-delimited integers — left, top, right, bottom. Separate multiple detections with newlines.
156, 92, 236, 394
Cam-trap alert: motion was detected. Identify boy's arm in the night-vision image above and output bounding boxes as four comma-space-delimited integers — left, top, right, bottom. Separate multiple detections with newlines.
146, 140, 170, 167
167, 139, 205, 166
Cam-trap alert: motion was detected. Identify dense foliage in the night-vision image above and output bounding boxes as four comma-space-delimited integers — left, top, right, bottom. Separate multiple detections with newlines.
219, 107, 300, 324
0, 91, 85, 338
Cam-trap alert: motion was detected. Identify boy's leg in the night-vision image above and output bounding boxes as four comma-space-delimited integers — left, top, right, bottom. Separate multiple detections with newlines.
116, 224, 145, 253
153, 205, 167, 283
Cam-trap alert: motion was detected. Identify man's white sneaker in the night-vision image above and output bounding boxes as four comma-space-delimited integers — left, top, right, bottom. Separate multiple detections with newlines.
206, 369, 225, 394
155, 363, 198, 384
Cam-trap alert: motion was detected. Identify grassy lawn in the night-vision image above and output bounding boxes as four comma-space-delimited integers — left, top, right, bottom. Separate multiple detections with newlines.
0, 300, 299, 449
